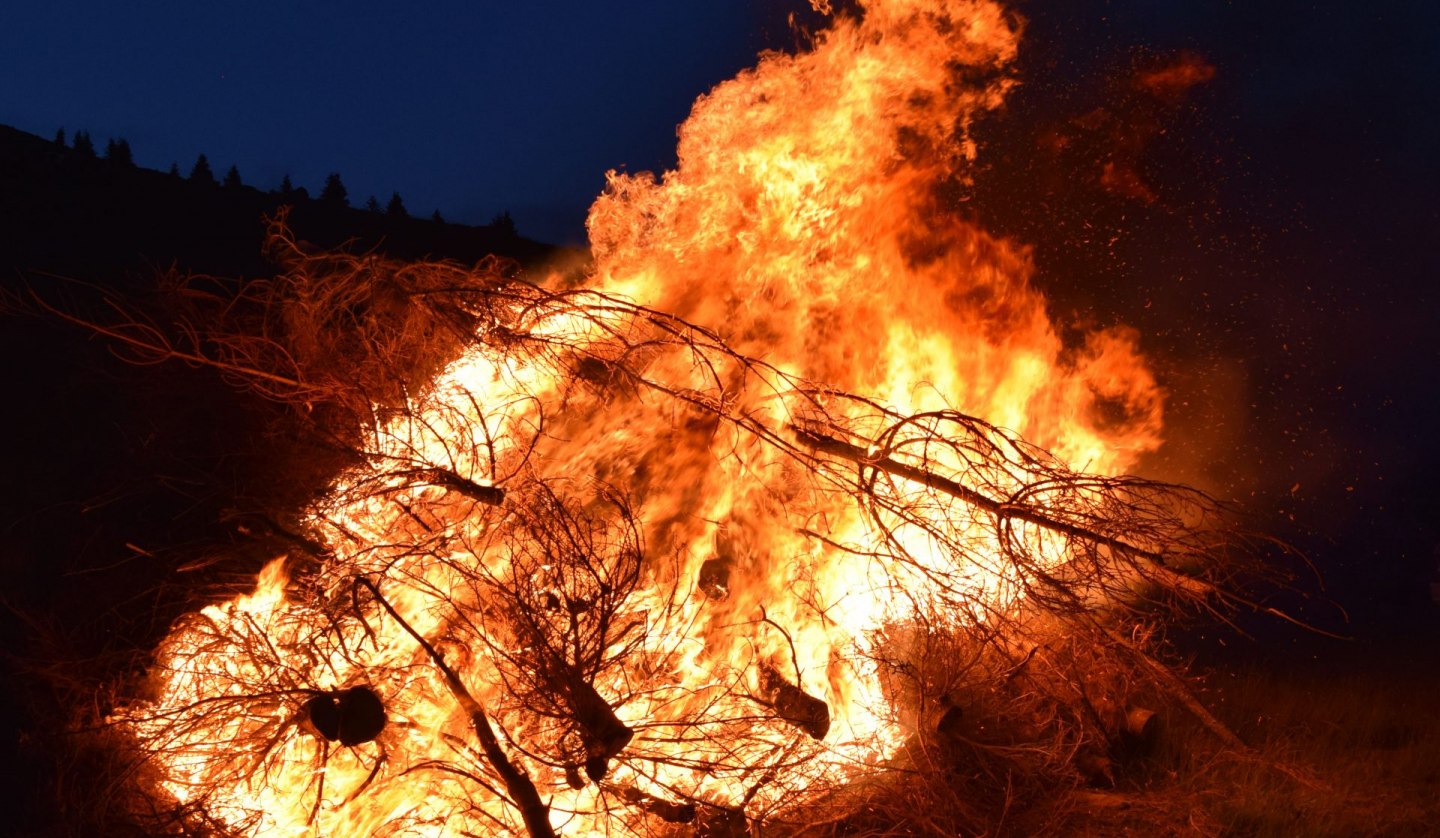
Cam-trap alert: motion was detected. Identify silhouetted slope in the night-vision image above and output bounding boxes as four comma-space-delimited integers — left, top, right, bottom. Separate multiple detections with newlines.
0, 123, 560, 284
0, 123, 585, 833
0, 123, 578, 627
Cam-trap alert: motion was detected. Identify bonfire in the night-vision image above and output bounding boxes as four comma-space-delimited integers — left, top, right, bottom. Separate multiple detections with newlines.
97, 1, 1289, 834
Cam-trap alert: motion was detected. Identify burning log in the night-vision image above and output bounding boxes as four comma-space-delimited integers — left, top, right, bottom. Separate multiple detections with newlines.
697, 556, 733, 600
1123, 705, 1157, 741
301, 685, 387, 746
564, 666, 634, 781
409, 467, 506, 506
759, 665, 830, 740
612, 783, 698, 824
358, 578, 557, 838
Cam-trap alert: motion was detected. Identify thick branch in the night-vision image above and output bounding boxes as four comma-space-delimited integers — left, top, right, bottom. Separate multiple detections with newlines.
791, 425, 1173, 568
1101, 626, 1246, 750
356, 578, 555, 838
410, 467, 507, 506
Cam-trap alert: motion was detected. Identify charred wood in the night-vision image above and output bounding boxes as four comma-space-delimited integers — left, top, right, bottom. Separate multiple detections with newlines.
612, 783, 698, 824
409, 467, 506, 506
564, 668, 634, 780
759, 665, 830, 740
301, 685, 386, 746
698, 556, 733, 600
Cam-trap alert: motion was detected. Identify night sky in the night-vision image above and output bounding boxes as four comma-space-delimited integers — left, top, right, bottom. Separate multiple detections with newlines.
3, 2, 1434, 242
1, 2, 784, 246
4, 1, 1439, 636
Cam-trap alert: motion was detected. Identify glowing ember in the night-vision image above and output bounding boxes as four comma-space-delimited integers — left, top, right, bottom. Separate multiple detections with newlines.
115, 2, 1232, 835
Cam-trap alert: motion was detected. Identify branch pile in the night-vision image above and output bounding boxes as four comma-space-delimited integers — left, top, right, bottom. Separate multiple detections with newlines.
87, 230, 1287, 836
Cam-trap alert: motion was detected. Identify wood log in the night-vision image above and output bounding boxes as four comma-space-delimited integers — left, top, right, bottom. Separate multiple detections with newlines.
1123, 705, 1157, 741
698, 556, 733, 600
301, 685, 387, 745
759, 665, 830, 740
358, 578, 555, 838
412, 467, 506, 506
613, 783, 697, 823
565, 670, 634, 780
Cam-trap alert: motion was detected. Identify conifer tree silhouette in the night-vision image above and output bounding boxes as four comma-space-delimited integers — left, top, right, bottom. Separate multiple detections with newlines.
53, 127, 65, 146
105, 138, 134, 166
190, 154, 217, 185
320, 172, 349, 206
72, 130, 95, 157
491, 209, 518, 237
224, 165, 243, 188
387, 191, 408, 218
364, 195, 382, 213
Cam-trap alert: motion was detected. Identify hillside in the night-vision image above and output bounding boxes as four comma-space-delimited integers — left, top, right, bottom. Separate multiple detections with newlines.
0, 124, 587, 833
0, 123, 563, 282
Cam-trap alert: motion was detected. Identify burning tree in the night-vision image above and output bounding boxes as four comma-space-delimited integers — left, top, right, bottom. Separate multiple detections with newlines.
84, 0, 1303, 835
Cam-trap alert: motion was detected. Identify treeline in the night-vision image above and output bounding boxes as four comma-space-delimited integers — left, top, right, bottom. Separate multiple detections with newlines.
0, 122, 558, 285
49, 126, 521, 230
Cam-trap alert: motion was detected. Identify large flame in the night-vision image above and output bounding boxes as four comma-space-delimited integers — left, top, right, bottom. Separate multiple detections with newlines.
120, 1, 1169, 834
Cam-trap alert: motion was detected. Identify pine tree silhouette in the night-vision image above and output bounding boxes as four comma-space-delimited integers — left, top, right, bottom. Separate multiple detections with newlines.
432, 209, 445, 224
72, 130, 95, 157
491, 210, 518, 237
105, 138, 134, 166
53, 127, 65, 146
190, 154, 217, 185
169, 162, 181, 177
320, 172, 349, 206
387, 192, 408, 218
365, 195, 382, 213
224, 165, 243, 188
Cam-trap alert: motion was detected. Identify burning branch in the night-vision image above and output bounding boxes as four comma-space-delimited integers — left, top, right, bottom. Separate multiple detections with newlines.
788, 419, 1229, 607
447, 480, 643, 783
355, 577, 557, 838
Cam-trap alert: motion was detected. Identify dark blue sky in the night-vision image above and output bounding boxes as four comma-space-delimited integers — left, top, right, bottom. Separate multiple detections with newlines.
4, 1, 1436, 248
0, 2, 788, 245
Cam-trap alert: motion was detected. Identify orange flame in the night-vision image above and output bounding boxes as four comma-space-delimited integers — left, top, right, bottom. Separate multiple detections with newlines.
119, 1, 1167, 834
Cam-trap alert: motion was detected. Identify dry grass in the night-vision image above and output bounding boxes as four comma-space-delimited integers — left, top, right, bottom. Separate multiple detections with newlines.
1043, 649, 1440, 837
781, 646, 1440, 837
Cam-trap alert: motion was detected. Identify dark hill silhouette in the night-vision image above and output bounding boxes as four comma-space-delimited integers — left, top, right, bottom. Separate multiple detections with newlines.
0, 123, 562, 284
0, 123, 589, 834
